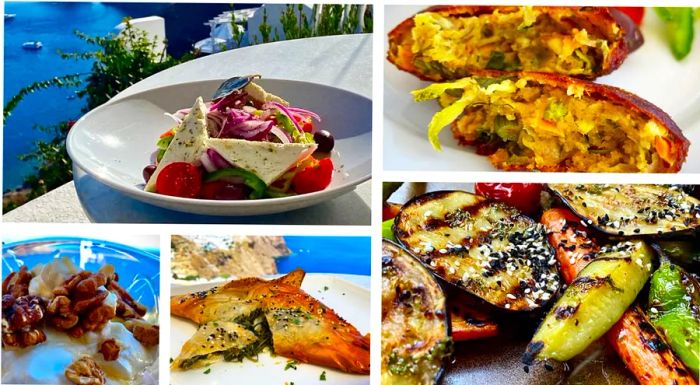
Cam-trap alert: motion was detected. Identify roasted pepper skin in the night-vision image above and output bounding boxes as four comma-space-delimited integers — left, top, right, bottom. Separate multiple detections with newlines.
648, 260, 700, 376
655, 240, 700, 269
523, 240, 653, 364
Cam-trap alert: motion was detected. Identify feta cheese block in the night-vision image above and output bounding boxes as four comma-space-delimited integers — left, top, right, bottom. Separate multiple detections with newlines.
145, 97, 209, 192
207, 138, 316, 185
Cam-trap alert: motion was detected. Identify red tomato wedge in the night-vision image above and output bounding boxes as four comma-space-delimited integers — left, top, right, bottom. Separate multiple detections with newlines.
159, 129, 175, 139
614, 7, 645, 25
474, 183, 543, 215
156, 162, 202, 198
292, 157, 333, 194
382, 202, 401, 222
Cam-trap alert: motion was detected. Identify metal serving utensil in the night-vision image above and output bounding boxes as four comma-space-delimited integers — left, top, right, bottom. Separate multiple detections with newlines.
211, 74, 261, 100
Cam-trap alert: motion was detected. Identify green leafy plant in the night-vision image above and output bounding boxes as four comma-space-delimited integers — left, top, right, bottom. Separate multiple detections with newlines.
258, 7, 273, 44
230, 4, 245, 48
280, 4, 313, 40
3, 75, 83, 122
279, 4, 373, 41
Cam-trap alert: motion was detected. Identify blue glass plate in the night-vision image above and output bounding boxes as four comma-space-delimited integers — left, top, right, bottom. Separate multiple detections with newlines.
2, 237, 160, 313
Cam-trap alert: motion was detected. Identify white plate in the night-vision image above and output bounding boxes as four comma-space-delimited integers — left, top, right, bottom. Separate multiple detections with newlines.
170, 274, 370, 385
67, 78, 371, 216
384, 6, 700, 173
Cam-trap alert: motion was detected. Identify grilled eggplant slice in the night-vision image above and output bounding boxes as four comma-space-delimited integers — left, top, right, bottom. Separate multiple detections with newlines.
382, 240, 451, 385
549, 184, 700, 236
413, 72, 688, 172
393, 190, 561, 311
388, 6, 641, 81
524, 240, 654, 364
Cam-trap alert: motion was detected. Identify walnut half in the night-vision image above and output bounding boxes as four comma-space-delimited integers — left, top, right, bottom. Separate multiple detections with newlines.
46, 272, 116, 337
65, 356, 106, 385
124, 319, 159, 347
99, 338, 120, 361
2, 294, 46, 348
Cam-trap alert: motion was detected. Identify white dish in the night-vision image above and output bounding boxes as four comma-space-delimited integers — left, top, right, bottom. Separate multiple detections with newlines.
67, 78, 371, 216
170, 274, 370, 385
384, 6, 700, 173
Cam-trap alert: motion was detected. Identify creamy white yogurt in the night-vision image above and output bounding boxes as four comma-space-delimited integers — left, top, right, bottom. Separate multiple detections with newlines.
1, 322, 157, 385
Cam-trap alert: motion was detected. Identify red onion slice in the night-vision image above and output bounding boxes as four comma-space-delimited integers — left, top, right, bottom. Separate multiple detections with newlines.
207, 148, 233, 169
200, 151, 217, 173
269, 125, 292, 144
164, 112, 183, 124
287, 107, 321, 122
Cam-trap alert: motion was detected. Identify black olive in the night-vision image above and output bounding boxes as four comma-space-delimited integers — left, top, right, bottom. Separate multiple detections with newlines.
142, 164, 157, 183
313, 130, 335, 153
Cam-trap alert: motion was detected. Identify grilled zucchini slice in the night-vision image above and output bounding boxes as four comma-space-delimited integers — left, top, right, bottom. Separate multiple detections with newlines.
549, 184, 700, 236
394, 190, 561, 311
382, 240, 451, 385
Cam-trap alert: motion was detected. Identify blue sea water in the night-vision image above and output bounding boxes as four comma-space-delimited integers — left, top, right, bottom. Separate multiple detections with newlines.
277, 236, 371, 276
2, 2, 233, 190
3, 2, 129, 190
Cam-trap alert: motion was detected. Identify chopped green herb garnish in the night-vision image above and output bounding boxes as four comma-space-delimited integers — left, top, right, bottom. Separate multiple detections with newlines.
320, 371, 327, 381
323, 286, 329, 291
285, 359, 299, 371
203, 368, 211, 374
169, 357, 173, 363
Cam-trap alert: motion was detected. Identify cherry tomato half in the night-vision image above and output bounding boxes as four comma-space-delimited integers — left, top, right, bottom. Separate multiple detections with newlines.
292, 157, 333, 194
474, 183, 543, 215
295, 115, 314, 133
155, 162, 202, 198
614, 7, 645, 25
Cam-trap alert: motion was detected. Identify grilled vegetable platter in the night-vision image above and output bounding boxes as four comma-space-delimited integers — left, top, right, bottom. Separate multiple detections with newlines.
384, 6, 700, 173
381, 182, 700, 385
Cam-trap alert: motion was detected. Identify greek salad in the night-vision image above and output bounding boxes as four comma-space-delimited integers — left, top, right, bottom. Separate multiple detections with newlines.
142, 75, 336, 200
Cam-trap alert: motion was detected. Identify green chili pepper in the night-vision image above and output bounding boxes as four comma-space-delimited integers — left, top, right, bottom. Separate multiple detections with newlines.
648, 259, 700, 376
524, 241, 653, 364
654, 240, 700, 268
204, 168, 267, 199
382, 220, 396, 241
654, 7, 695, 60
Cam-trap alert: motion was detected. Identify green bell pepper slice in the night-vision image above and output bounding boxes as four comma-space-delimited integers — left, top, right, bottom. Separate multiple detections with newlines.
204, 167, 267, 199
648, 259, 700, 376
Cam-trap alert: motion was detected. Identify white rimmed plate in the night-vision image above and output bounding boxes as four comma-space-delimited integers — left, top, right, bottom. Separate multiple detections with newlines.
170, 274, 370, 385
67, 78, 371, 216
384, 6, 700, 173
